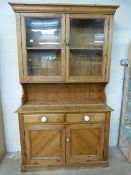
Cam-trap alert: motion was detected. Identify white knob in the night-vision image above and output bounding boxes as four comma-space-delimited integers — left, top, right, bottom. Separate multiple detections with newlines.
84, 115, 90, 122
41, 116, 47, 123
66, 138, 70, 142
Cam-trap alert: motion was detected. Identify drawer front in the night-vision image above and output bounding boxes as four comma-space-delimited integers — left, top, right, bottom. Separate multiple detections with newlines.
67, 113, 105, 123
24, 114, 65, 123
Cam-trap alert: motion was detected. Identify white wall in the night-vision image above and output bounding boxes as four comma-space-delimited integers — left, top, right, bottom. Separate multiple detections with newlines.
0, 0, 131, 152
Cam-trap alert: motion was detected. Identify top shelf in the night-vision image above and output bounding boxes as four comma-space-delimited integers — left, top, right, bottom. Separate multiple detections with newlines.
27, 47, 103, 50
70, 47, 103, 50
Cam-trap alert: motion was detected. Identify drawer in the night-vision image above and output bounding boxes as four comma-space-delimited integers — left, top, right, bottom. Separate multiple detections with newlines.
24, 114, 65, 123
66, 113, 105, 123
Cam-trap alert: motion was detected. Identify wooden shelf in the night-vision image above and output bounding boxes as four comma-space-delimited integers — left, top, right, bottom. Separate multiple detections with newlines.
70, 47, 103, 51
23, 98, 105, 105
27, 47, 61, 50
27, 47, 103, 50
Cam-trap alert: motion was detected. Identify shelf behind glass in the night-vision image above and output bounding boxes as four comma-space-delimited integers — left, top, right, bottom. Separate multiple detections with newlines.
69, 49, 103, 76
27, 49, 61, 76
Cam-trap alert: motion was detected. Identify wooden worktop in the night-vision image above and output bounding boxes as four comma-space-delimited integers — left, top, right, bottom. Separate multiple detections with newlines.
17, 104, 113, 114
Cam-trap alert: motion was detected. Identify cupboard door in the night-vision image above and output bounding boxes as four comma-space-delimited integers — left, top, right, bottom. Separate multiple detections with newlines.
66, 14, 109, 82
66, 124, 104, 163
21, 13, 66, 82
25, 124, 65, 165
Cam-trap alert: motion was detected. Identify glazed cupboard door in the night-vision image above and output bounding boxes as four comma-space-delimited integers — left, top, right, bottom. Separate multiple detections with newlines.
66, 14, 109, 82
21, 13, 66, 82
25, 124, 65, 165
66, 124, 104, 163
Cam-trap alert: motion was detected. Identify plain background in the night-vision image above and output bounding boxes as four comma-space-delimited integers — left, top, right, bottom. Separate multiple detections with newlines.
0, 0, 131, 152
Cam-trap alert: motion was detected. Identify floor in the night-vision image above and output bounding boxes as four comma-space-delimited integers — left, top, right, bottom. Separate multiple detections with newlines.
0, 147, 131, 175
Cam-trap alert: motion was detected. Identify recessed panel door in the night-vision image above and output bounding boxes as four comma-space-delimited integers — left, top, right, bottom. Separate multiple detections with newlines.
25, 124, 65, 165
66, 124, 104, 163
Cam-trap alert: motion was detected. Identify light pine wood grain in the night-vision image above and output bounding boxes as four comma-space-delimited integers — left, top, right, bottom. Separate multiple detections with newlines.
9, 3, 119, 14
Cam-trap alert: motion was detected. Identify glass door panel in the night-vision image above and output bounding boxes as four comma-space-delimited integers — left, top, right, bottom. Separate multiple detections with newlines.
22, 14, 65, 82
66, 15, 108, 82
70, 19, 104, 49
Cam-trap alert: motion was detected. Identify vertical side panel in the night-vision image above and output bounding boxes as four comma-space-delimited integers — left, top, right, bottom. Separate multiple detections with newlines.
105, 15, 114, 81
16, 13, 24, 82
102, 16, 109, 81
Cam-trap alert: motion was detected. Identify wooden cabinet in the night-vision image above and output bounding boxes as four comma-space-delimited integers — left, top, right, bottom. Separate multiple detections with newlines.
19, 111, 111, 171
20, 13, 108, 83
10, 3, 118, 172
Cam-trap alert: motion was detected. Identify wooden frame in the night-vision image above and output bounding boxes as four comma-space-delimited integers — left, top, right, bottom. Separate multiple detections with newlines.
21, 13, 66, 83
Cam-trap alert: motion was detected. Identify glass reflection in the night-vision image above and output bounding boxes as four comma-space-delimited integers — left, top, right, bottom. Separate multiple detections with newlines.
26, 18, 61, 48
70, 19, 104, 49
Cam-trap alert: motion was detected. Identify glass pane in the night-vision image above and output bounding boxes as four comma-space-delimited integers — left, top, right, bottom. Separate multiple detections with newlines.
26, 17, 61, 48
27, 50, 61, 76
25, 17, 62, 76
69, 50, 102, 76
69, 19, 104, 77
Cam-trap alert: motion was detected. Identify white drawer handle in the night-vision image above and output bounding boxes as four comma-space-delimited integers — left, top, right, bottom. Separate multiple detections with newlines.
84, 115, 90, 122
41, 116, 47, 123
66, 138, 70, 142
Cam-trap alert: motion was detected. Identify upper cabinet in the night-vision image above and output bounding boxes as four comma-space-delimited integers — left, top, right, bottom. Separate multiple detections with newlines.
13, 4, 118, 83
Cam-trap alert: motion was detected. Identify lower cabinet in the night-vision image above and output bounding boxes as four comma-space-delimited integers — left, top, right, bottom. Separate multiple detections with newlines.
20, 112, 110, 170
